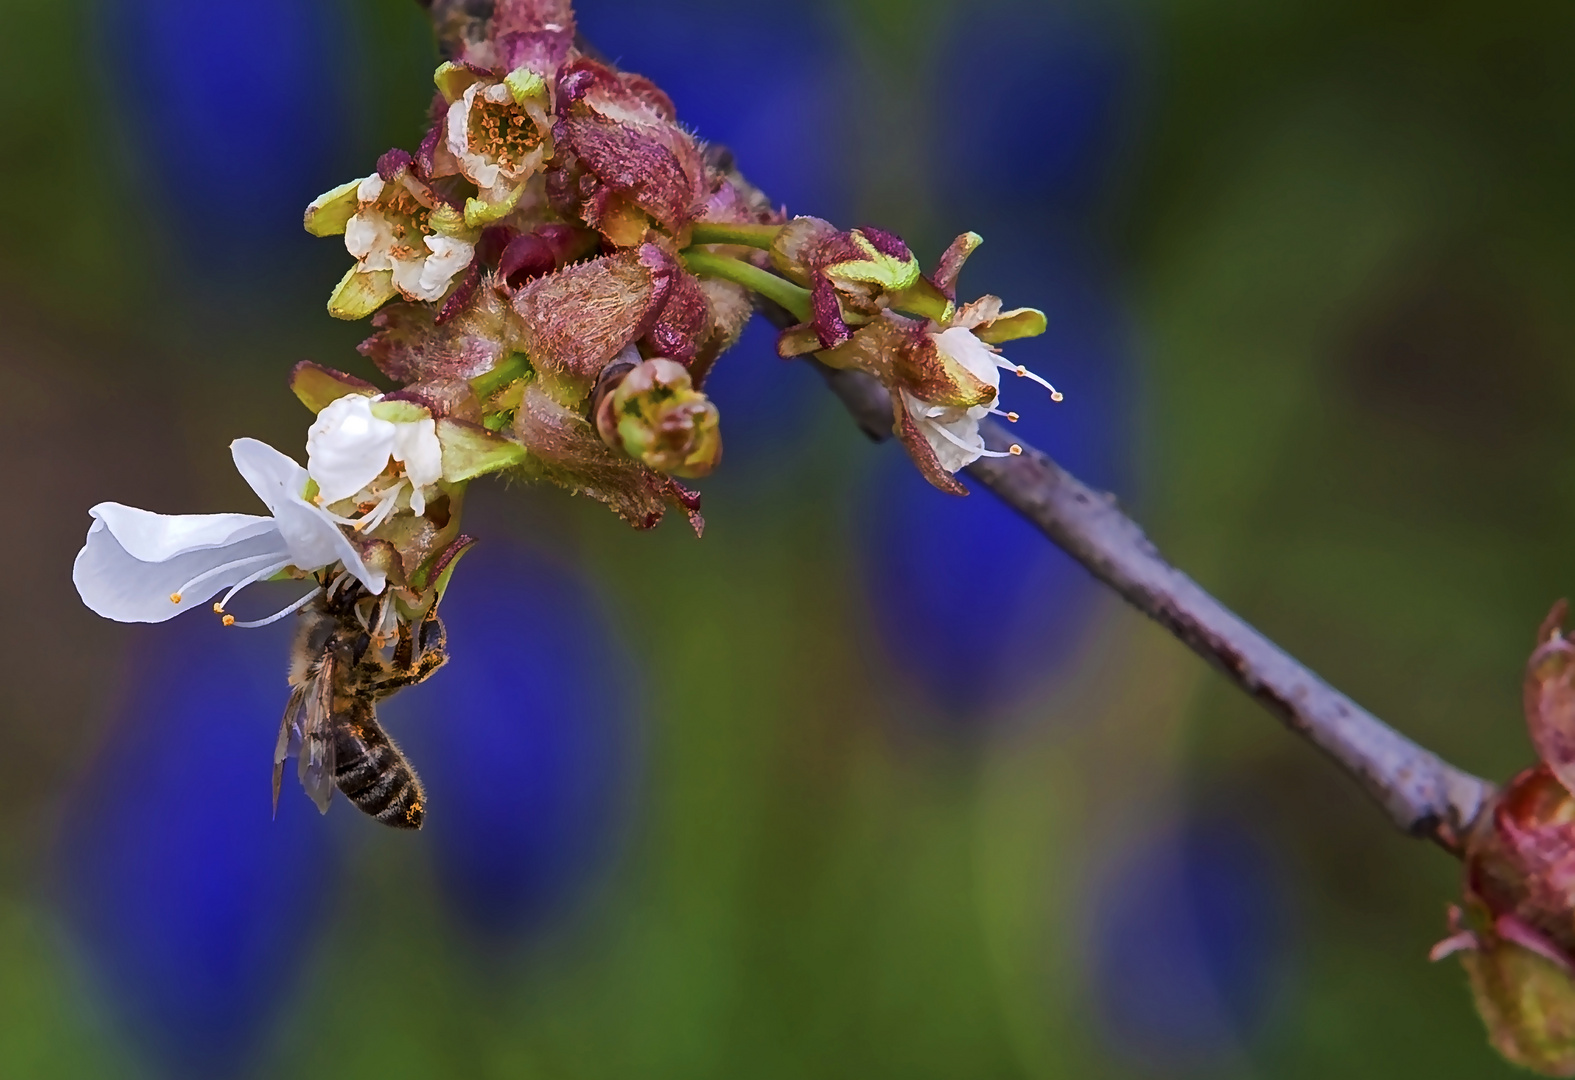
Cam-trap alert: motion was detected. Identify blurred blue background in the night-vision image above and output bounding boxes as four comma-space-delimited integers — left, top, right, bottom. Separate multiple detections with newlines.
1, 0, 1568, 1075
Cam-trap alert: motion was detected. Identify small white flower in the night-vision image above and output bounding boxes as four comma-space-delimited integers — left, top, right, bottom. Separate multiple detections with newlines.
306, 394, 444, 529
74, 439, 383, 625
344, 173, 474, 303
446, 78, 550, 204
899, 327, 1017, 473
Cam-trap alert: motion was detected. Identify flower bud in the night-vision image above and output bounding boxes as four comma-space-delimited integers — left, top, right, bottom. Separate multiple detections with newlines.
593, 358, 721, 478
769, 217, 922, 350
1430, 604, 1575, 1076
1440, 767, 1575, 1075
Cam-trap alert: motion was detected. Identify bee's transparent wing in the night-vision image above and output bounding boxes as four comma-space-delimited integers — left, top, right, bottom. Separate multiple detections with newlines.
272, 683, 310, 817
296, 652, 338, 814
274, 651, 338, 816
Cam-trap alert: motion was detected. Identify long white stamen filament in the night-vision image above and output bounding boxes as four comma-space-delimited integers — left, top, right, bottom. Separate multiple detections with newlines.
929, 419, 1022, 459
169, 553, 285, 605
227, 587, 325, 629
212, 559, 292, 614
995, 359, 1064, 402
326, 568, 354, 601
354, 484, 406, 533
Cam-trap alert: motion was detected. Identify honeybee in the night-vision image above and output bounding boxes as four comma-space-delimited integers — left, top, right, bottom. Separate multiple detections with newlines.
273, 576, 447, 829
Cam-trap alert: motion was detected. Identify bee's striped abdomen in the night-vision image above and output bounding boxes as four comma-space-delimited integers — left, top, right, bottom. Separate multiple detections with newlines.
333, 708, 425, 830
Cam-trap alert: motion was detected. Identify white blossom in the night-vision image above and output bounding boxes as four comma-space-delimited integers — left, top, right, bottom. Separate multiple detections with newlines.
446, 79, 550, 204
903, 327, 1004, 473
306, 394, 444, 528
344, 173, 474, 303
73, 439, 382, 625
903, 326, 1063, 473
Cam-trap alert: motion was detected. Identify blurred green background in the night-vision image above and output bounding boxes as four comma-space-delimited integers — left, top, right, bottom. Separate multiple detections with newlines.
4, 0, 1574, 1076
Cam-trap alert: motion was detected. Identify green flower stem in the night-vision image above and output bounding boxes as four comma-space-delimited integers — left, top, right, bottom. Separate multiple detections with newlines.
892, 280, 954, 324
687, 221, 783, 249
471, 352, 531, 399
682, 250, 812, 323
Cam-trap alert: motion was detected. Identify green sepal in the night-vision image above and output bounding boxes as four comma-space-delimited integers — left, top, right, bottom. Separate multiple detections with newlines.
370, 399, 431, 424
434, 61, 479, 104
505, 66, 547, 106
303, 178, 362, 237
429, 204, 474, 240
290, 360, 377, 413
429, 535, 477, 601
891, 278, 955, 324
464, 182, 524, 229
976, 307, 1048, 344
327, 267, 397, 320
825, 232, 921, 291
435, 417, 529, 482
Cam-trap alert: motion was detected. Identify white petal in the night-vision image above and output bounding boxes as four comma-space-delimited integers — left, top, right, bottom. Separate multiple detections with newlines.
269, 496, 384, 594
392, 256, 439, 302
391, 416, 443, 491
345, 211, 395, 268
232, 437, 312, 515
356, 174, 385, 203
904, 392, 985, 474
417, 235, 473, 297
230, 438, 385, 594
446, 92, 474, 159
73, 506, 291, 623
86, 503, 278, 562
468, 159, 503, 192
305, 396, 398, 506
932, 326, 1002, 392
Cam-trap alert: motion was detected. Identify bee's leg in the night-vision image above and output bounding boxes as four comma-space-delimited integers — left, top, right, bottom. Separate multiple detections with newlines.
364, 615, 448, 696
390, 618, 415, 674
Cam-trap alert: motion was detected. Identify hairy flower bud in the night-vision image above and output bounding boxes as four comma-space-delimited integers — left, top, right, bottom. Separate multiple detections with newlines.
593, 358, 721, 478
1435, 895, 1575, 1077
1433, 604, 1575, 1076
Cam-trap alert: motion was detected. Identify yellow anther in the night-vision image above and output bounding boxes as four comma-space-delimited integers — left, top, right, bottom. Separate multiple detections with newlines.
1009, 445, 1023, 456
212, 602, 226, 614
1051, 391, 1064, 402
222, 614, 236, 627
169, 593, 182, 604
1006, 412, 1020, 423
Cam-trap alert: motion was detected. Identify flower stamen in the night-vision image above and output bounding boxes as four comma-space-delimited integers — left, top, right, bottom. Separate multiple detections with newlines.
226, 587, 326, 629
997, 360, 1063, 402
169, 553, 289, 607
353, 483, 407, 533
212, 558, 293, 614
925, 418, 1022, 460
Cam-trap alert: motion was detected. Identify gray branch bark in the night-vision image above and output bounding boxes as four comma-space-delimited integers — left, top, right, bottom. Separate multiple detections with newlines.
816, 361, 1495, 848
422, 0, 1497, 852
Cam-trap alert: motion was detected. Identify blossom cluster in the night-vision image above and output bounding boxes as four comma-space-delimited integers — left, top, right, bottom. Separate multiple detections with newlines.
70, 0, 1062, 815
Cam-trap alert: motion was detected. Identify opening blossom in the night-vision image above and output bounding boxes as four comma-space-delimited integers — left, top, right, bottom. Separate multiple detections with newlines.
73, 440, 383, 626
903, 326, 1054, 473
306, 393, 444, 530
304, 152, 477, 319
437, 63, 554, 222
